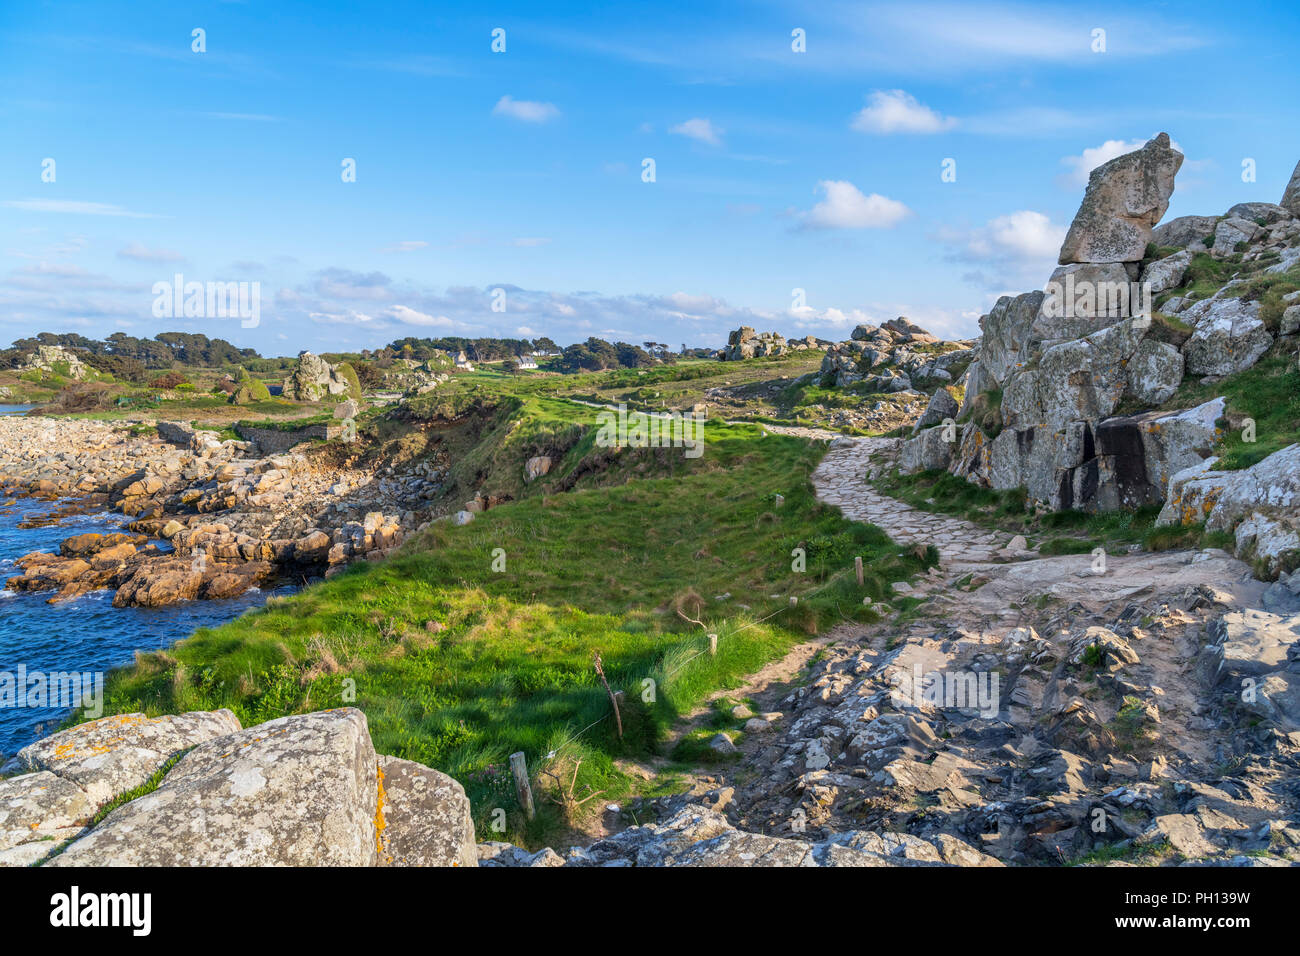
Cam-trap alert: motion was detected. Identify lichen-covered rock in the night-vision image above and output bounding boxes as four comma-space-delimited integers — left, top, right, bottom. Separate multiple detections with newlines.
979, 291, 1043, 385
1123, 338, 1184, 406
281, 351, 354, 401
1158, 444, 1300, 576
1141, 249, 1192, 294
49, 708, 377, 867
0, 771, 94, 854
722, 326, 787, 360
376, 755, 477, 867
17, 344, 96, 381
1212, 216, 1260, 256
1152, 215, 1219, 249
15, 710, 241, 807
1009, 318, 1147, 432
1058, 134, 1183, 264
911, 387, 959, 435
1181, 296, 1273, 376
525, 455, 551, 481
899, 424, 956, 472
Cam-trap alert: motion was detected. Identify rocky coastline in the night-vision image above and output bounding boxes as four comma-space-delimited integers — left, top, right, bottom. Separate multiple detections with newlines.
0, 415, 435, 607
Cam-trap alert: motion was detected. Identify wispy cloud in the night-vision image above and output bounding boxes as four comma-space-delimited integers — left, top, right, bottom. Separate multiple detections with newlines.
200, 111, 282, 122
850, 90, 956, 134
492, 95, 560, 123
670, 117, 723, 146
3, 199, 165, 219
117, 242, 185, 263
380, 240, 429, 253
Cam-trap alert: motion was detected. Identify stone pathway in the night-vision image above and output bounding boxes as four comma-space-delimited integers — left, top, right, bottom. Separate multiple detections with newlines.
761, 426, 1021, 568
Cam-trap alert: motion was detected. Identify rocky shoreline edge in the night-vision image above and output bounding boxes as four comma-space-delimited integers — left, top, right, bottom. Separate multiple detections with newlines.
0, 416, 422, 608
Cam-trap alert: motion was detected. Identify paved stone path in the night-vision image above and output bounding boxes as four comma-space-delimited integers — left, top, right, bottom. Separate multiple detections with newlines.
755, 424, 1023, 569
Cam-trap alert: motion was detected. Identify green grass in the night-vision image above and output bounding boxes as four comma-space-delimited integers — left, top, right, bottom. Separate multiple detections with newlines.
97, 419, 932, 846
1157, 351, 1300, 470
878, 469, 1237, 554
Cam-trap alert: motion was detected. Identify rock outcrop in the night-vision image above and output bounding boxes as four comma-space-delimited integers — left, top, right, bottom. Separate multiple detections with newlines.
895, 135, 1299, 566
281, 351, 359, 401
1, 708, 476, 867
721, 327, 823, 360
0, 417, 420, 606
483, 805, 1000, 867
17, 344, 96, 381
1158, 444, 1300, 577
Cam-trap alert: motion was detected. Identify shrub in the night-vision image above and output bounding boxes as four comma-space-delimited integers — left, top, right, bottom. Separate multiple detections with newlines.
151, 371, 189, 390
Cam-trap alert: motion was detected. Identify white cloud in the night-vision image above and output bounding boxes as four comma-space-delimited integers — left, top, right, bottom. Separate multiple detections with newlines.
117, 242, 184, 263
381, 240, 429, 253
492, 95, 560, 123
2, 199, 163, 219
669, 117, 723, 146
981, 210, 1066, 259
850, 90, 956, 134
385, 304, 452, 327
935, 209, 1067, 291
802, 181, 911, 230
511, 237, 552, 247
1059, 136, 1186, 187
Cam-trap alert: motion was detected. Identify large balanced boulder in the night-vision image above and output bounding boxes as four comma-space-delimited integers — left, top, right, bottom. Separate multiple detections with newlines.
1058, 133, 1184, 264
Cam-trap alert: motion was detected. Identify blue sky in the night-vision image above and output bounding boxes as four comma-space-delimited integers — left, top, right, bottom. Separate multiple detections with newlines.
2, 0, 1297, 355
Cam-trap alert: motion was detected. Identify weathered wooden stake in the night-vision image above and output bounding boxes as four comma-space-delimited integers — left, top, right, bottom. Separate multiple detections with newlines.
509, 751, 535, 820
592, 652, 624, 740
708, 633, 718, 656
855, 556, 864, 587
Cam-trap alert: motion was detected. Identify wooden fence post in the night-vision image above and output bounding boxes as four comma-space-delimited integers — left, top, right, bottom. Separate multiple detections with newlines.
509, 751, 535, 820
855, 556, 864, 587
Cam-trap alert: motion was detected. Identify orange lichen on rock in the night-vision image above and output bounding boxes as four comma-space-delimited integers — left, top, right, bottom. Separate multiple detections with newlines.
374, 764, 388, 860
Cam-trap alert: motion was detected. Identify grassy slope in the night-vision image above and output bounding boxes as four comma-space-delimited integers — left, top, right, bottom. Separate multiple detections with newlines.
100, 415, 933, 844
